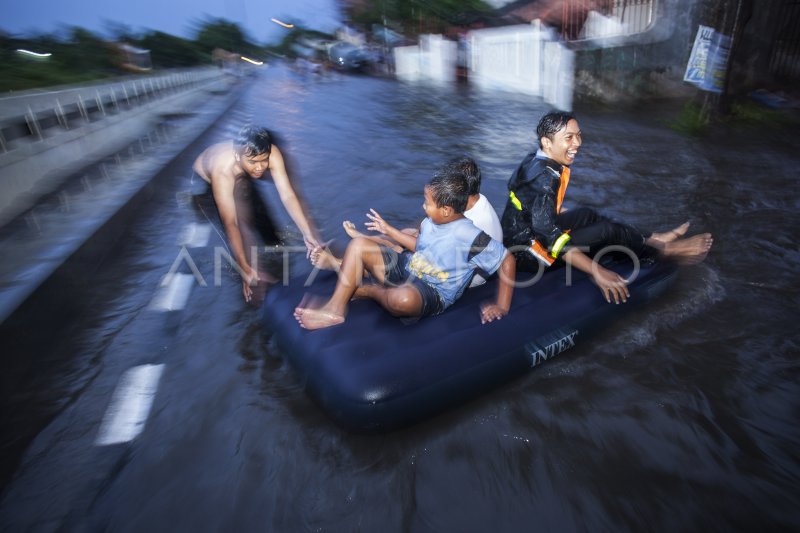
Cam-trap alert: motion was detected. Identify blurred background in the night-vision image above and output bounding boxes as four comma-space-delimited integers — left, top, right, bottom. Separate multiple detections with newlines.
2, 0, 798, 226
2, 0, 797, 105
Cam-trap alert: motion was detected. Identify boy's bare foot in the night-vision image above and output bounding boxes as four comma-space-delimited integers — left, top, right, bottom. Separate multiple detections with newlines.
663, 233, 713, 264
294, 306, 345, 330
310, 246, 342, 271
343, 220, 367, 240
651, 222, 690, 244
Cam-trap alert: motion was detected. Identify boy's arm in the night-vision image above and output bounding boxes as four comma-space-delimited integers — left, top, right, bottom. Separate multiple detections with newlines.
480, 253, 516, 324
563, 248, 629, 304
365, 209, 418, 252
212, 175, 260, 302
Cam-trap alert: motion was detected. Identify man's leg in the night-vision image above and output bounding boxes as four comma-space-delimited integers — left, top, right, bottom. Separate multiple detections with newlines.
233, 178, 281, 304
559, 208, 712, 263
646, 231, 713, 264
557, 207, 653, 258
236, 177, 281, 245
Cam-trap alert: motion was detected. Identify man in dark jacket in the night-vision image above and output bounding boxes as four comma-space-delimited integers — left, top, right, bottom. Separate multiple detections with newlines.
501, 111, 713, 304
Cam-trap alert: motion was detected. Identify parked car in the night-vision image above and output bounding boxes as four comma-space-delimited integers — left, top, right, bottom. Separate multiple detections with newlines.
327, 42, 371, 72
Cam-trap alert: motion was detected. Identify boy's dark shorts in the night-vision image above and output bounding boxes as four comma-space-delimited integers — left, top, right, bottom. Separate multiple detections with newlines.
380, 246, 444, 320
190, 173, 281, 246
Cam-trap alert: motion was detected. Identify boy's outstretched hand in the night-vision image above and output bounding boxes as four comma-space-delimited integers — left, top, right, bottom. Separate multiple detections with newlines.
364, 208, 392, 235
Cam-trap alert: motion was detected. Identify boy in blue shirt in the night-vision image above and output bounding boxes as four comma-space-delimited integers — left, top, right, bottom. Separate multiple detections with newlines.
294, 167, 516, 330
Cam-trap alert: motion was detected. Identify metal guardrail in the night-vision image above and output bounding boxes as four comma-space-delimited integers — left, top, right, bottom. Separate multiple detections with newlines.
0, 69, 224, 154
0, 67, 234, 229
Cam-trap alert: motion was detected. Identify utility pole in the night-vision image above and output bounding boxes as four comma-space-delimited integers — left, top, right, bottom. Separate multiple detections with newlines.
699, 0, 745, 119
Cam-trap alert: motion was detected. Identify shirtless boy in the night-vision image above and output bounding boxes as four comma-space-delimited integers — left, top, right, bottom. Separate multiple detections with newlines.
193, 125, 320, 303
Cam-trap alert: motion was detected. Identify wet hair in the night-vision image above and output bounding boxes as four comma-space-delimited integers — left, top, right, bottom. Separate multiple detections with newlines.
446, 156, 481, 196
427, 166, 470, 214
536, 111, 576, 147
235, 125, 273, 157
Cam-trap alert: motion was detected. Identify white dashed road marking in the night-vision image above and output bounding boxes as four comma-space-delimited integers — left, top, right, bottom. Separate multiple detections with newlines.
96, 364, 165, 446
149, 273, 195, 311
178, 222, 211, 248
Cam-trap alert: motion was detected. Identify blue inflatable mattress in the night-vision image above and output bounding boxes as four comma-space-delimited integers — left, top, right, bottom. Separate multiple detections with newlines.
261, 258, 677, 432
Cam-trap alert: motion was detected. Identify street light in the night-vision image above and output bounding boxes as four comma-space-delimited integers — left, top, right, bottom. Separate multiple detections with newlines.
240, 56, 264, 65
271, 18, 294, 29
16, 49, 52, 58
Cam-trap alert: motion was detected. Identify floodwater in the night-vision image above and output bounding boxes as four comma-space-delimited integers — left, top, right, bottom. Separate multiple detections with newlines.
0, 64, 798, 531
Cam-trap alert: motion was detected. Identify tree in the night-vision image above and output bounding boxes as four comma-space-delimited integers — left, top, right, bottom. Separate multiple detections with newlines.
340, 0, 493, 37
62, 27, 116, 73
140, 31, 206, 67
103, 20, 140, 42
193, 17, 254, 55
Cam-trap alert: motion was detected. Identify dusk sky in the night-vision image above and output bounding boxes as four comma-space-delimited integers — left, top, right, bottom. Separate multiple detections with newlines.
2, 0, 343, 44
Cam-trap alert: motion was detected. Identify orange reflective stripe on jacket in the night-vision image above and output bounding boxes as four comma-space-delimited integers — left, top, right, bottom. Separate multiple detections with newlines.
556, 167, 570, 214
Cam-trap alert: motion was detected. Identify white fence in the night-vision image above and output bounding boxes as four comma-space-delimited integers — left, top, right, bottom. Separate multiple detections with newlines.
468, 21, 574, 110
393, 20, 574, 111
394, 35, 457, 84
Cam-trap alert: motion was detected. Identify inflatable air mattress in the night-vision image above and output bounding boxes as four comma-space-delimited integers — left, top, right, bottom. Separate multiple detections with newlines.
261, 258, 677, 432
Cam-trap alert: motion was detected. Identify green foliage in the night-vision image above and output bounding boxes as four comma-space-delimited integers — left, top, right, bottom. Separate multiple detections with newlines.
0, 17, 261, 91
728, 100, 797, 127
667, 97, 800, 137
0, 60, 110, 92
0, 29, 117, 91
194, 17, 252, 55
63, 26, 117, 72
140, 31, 207, 68
669, 102, 711, 136
103, 21, 140, 42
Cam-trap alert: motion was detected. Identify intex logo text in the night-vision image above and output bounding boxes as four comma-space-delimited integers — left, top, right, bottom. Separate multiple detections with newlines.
526, 330, 579, 367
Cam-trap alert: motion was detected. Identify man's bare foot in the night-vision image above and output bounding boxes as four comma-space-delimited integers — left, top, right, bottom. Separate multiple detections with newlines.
651, 222, 690, 244
294, 305, 345, 330
310, 246, 342, 271
343, 220, 367, 240
663, 233, 713, 264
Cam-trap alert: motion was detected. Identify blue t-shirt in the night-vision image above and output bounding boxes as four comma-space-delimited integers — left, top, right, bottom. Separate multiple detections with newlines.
405, 217, 508, 309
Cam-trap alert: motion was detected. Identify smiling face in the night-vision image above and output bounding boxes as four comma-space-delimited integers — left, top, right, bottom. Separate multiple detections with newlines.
540, 118, 582, 167
422, 186, 451, 225
238, 150, 270, 179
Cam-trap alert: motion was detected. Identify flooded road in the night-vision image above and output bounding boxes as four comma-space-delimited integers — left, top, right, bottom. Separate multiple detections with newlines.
1, 64, 798, 531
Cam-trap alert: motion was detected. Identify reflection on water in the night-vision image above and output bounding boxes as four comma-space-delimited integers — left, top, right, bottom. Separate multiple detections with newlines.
1, 64, 798, 531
